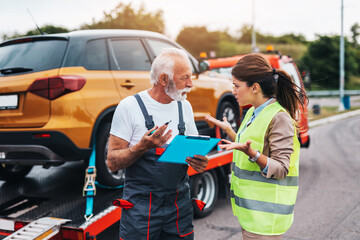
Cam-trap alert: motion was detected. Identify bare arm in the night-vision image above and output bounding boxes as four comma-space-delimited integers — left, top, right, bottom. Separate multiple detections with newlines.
106, 124, 172, 172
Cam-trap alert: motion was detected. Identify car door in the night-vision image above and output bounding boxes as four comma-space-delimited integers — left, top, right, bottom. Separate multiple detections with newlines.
108, 38, 152, 99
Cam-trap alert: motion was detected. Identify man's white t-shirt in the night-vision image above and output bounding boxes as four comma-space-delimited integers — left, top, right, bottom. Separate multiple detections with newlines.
110, 90, 198, 147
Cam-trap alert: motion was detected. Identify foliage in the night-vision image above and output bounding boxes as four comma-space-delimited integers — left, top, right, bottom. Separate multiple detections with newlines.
81, 3, 165, 33
350, 23, 360, 48
237, 24, 307, 45
176, 25, 308, 59
25, 25, 69, 36
176, 26, 235, 57
2, 25, 69, 40
301, 35, 358, 89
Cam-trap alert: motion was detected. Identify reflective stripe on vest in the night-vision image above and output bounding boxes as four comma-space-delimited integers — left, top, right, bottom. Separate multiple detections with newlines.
231, 102, 300, 235
232, 162, 299, 186
230, 190, 295, 215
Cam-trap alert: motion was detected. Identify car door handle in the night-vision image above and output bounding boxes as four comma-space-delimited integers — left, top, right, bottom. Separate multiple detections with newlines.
121, 82, 135, 88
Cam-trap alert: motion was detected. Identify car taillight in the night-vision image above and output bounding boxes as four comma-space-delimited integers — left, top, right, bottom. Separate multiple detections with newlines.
28, 76, 86, 100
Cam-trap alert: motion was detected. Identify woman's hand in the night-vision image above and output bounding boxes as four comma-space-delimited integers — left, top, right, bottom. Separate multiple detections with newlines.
219, 139, 253, 156
205, 115, 232, 132
205, 115, 236, 141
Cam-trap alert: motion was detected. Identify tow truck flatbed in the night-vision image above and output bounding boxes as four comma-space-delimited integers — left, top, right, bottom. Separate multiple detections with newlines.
0, 150, 233, 240
0, 162, 123, 239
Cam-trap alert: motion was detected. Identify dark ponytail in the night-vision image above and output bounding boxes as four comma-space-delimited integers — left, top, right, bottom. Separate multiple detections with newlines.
231, 53, 308, 120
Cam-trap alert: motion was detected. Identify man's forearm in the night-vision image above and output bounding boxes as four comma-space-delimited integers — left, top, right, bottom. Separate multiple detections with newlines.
107, 144, 148, 171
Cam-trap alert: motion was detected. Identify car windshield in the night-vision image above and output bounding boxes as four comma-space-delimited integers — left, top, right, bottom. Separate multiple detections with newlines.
0, 39, 68, 76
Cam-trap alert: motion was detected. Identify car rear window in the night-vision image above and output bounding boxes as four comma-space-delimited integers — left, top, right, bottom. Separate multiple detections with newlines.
0, 39, 68, 75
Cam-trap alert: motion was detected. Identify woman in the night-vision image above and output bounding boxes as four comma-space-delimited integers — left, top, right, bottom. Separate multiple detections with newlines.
206, 53, 307, 239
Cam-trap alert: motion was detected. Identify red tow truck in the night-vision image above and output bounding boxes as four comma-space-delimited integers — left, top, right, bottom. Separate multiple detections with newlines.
205, 50, 310, 148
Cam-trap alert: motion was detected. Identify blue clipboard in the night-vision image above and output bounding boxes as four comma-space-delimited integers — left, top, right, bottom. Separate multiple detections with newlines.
157, 135, 221, 164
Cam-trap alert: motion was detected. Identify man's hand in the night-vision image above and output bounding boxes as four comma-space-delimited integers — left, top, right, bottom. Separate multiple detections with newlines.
138, 124, 172, 151
186, 155, 208, 173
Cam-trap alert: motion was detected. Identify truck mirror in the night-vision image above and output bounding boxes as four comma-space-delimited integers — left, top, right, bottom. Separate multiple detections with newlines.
198, 60, 209, 73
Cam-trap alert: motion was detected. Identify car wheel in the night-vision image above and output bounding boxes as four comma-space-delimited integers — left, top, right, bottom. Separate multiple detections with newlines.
217, 101, 239, 139
190, 170, 218, 218
95, 122, 124, 187
0, 164, 33, 181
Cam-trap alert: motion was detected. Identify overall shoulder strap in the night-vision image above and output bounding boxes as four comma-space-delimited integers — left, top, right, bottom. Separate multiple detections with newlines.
134, 94, 155, 130
177, 101, 186, 135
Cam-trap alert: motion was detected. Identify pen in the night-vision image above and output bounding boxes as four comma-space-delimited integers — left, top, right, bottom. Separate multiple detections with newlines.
148, 120, 171, 136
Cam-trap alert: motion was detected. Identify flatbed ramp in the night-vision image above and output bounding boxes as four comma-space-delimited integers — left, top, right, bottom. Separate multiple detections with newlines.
0, 162, 123, 239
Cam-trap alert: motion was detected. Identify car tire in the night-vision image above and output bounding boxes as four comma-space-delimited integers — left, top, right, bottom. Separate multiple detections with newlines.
190, 170, 218, 218
95, 122, 124, 187
0, 164, 33, 181
217, 101, 239, 139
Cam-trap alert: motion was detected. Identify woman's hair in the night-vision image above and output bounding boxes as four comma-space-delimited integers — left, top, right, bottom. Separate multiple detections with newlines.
231, 53, 308, 120
150, 48, 190, 85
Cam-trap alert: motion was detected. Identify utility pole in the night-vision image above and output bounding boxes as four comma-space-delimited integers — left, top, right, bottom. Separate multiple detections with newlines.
251, 0, 258, 52
339, 0, 345, 111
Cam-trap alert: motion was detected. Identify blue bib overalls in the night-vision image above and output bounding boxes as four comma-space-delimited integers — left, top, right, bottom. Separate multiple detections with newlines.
119, 94, 194, 240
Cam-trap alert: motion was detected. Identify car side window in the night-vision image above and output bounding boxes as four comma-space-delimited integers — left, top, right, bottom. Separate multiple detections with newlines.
83, 39, 109, 70
109, 39, 151, 71
146, 38, 195, 73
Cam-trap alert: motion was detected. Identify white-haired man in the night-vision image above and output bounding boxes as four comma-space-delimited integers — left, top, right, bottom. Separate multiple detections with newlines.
107, 48, 208, 239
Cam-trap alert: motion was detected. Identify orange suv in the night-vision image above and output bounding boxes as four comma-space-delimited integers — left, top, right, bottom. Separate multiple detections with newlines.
206, 52, 310, 148
0, 30, 239, 186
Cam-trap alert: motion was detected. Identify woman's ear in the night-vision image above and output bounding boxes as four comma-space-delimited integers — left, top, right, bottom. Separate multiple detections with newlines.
252, 83, 260, 93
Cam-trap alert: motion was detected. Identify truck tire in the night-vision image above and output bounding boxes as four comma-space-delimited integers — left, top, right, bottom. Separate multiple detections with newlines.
217, 101, 239, 139
190, 170, 218, 218
0, 164, 33, 181
95, 122, 124, 187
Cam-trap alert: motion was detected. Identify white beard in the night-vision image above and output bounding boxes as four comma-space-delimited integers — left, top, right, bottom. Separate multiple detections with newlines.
164, 79, 191, 101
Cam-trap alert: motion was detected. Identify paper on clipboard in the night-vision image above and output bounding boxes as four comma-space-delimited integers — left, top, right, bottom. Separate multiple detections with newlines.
157, 135, 221, 164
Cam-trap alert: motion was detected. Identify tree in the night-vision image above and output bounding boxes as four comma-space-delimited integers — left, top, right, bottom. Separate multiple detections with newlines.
237, 24, 307, 45
176, 26, 220, 57
25, 25, 69, 36
2, 25, 69, 40
350, 22, 360, 48
302, 35, 358, 89
81, 3, 165, 33
237, 24, 263, 44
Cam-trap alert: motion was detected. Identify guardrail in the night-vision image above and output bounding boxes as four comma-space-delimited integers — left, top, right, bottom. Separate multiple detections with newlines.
307, 90, 360, 97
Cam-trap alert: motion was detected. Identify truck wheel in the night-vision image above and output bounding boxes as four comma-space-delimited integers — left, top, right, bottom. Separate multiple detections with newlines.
217, 101, 239, 139
0, 164, 33, 181
95, 122, 124, 187
190, 170, 218, 218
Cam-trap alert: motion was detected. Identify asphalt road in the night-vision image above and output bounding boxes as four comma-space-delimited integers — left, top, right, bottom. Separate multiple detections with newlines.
193, 114, 360, 240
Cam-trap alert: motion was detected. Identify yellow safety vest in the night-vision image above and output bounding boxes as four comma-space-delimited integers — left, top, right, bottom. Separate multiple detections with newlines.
231, 102, 300, 235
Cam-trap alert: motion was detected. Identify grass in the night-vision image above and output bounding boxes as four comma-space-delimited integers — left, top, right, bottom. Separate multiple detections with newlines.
308, 106, 360, 121
219, 43, 308, 60
347, 75, 360, 89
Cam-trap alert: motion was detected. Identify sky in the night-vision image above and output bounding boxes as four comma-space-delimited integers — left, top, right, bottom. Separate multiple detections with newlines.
0, 0, 359, 42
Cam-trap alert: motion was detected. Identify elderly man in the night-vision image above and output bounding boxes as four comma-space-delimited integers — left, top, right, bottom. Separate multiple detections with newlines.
107, 48, 208, 240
